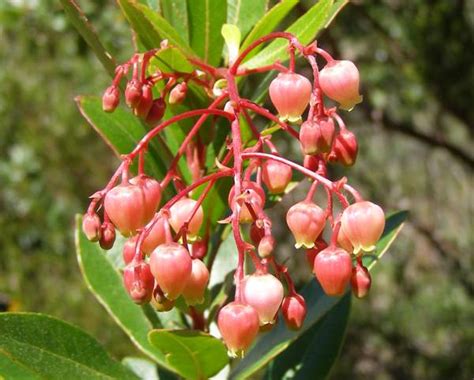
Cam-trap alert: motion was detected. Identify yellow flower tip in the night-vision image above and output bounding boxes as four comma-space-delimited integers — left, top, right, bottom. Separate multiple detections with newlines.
340, 95, 363, 111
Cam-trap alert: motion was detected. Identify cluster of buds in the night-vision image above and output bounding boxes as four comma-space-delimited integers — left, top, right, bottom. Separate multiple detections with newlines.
83, 32, 384, 358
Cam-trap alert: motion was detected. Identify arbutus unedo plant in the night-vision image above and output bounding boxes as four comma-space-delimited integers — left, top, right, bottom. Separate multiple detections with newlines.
82, 29, 387, 359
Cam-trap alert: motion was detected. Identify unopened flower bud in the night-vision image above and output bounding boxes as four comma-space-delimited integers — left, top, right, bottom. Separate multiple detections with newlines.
123, 261, 154, 304
299, 117, 336, 154
341, 201, 385, 254
102, 85, 120, 112
191, 239, 208, 260
169, 82, 187, 105
146, 98, 166, 125
329, 129, 358, 166
123, 236, 137, 265
351, 261, 371, 298
269, 72, 312, 122
125, 79, 143, 108
313, 246, 352, 296
82, 213, 102, 242
133, 84, 153, 118
258, 235, 275, 258
282, 294, 307, 330
319, 60, 362, 111
99, 222, 116, 250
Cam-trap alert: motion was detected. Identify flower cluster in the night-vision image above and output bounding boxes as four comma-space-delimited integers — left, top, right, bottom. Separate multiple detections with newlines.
82, 32, 385, 357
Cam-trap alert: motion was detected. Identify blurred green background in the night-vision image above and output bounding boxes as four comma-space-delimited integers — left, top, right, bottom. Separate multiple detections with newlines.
0, 0, 472, 379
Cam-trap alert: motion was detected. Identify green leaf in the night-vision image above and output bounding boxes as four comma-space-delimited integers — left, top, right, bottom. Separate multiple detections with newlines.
265, 293, 351, 380
75, 215, 179, 375
148, 329, 228, 380
76, 95, 168, 179
151, 47, 195, 73
227, 0, 268, 39
122, 357, 159, 380
160, 0, 190, 43
187, 0, 227, 66
240, 0, 298, 56
230, 210, 408, 379
59, 0, 116, 77
118, 0, 190, 52
0, 313, 137, 379
222, 24, 242, 65
243, 0, 340, 69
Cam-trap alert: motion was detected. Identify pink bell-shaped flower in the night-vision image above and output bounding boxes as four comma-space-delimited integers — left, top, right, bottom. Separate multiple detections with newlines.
286, 201, 326, 249
261, 159, 292, 194
341, 201, 385, 254
319, 60, 362, 111
104, 182, 147, 237
217, 302, 260, 357
269, 72, 312, 122
141, 214, 167, 254
169, 198, 204, 239
149, 243, 192, 300
182, 259, 209, 305
242, 273, 284, 325
228, 181, 265, 223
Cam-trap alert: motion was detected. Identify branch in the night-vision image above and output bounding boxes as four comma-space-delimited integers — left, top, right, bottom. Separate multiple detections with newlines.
361, 102, 474, 168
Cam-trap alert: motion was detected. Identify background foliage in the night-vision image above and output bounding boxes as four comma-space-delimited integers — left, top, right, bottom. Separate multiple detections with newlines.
0, 0, 472, 379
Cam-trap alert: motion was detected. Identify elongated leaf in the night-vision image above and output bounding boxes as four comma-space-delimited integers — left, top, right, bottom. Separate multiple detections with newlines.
60, 0, 116, 77
122, 357, 159, 380
119, 0, 190, 52
75, 216, 179, 375
148, 329, 228, 380
240, 0, 298, 55
76, 95, 169, 179
227, 0, 268, 39
243, 0, 340, 69
187, 0, 227, 65
161, 0, 190, 43
0, 313, 137, 379
265, 293, 351, 380
230, 211, 408, 379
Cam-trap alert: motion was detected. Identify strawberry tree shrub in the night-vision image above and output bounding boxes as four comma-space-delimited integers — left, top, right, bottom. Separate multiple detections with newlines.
0, 2, 406, 379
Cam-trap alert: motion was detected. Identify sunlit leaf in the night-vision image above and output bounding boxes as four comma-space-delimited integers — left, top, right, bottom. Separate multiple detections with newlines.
227, 0, 268, 39
187, 0, 227, 65
0, 313, 137, 379
148, 329, 228, 380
